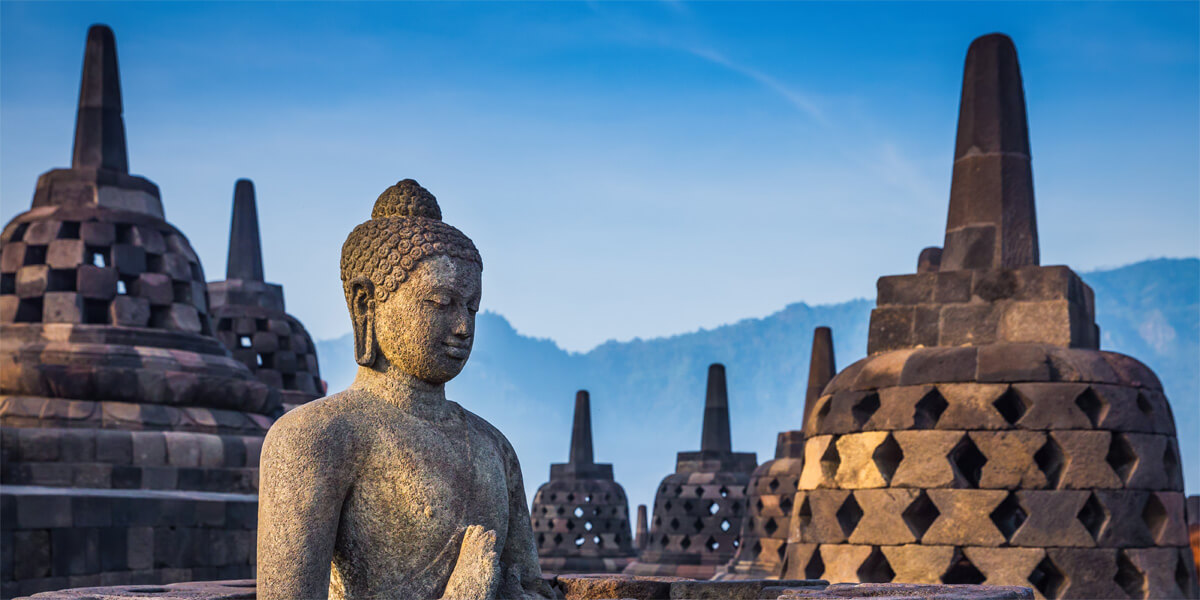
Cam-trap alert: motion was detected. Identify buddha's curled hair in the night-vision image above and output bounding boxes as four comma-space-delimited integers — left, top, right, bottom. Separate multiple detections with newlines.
340, 179, 481, 303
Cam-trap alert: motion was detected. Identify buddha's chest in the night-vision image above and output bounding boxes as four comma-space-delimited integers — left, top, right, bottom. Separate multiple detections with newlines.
341, 424, 511, 548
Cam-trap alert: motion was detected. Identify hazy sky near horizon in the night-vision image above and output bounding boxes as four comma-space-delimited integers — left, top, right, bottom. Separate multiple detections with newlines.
2, 1, 1197, 352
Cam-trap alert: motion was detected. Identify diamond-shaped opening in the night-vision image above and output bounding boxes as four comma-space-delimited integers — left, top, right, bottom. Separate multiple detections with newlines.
705, 536, 719, 552
857, 547, 894, 583
1077, 492, 1108, 542
763, 517, 778, 536
584, 521, 593, 531
664, 500, 673, 511
669, 518, 680, 531
815, 396, 833, 431
750, 540, 762, 558
694, 486, 705, 497
993, 386, 1027, 426
574, 506, 584, 517
574, 535, 584, 547
768, 477, 780, 492
683, 500, 694, 512
1106, 434, 1138, 483
835, 494, 863, 538
1176, 554, 1193, 598
942, 549, 985, 585
872, 434, 903, 483
820, 441, 841, 481
675, 486, 683, 496
556, 506, 565, 515
950, 435, 987, 488
805, 548, 825, 580
1135, 392, 1154, 416
913, 387, 948, 428
1141, 494, 1168, 541
1034, 436, 1065, 489
719, 486, 730, 498
692, 518, 704, 533
755, 498, 765, 513
679, 535, 692, 550
1029, 556, 1065, 600
1164, 442, 1182, 489
584, 494, 592, 503
989, 492, 1027, 542
536, 533, 545, 546
1115, 551, 1146, 600
732, 539, 739, 548
553, 533, 563, 545
903, 490, 940, 540
796, 496, 812, 528
720, 518, 731, 532
567, 520, 575, 531
708, 501, 720, 515
1075, 387, 1106, 427
852, 392, 881, 428
780, 495, 793, 514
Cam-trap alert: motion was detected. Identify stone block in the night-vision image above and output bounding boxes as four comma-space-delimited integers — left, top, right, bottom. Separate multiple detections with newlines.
976, 344, 1051, 383
1010, 491, 1094, 548
23, 220, 60, 244
877, 273, 936, 306
1088, 490, 1154, 547
890, 431, 961, 488
13, 530, 52, 579
913, 306, 941, 348
557, 574, 682, 600
58, 428, 96, 462
109, 295, 150, 326
1122, 547, 1189, 600
834, 432, 891, 489
798, 436, 837, 491
1119, 433, 1170, 489
16, 264, 50, 297
923, 490, 1007, 546
142, 466, 179, 489
127, 526, 154, 570
76, 264, 118, 299
133, 272, 173, 305
130, 431, 166, 466
847, 489, 921, 545
937, 383, 1012, 430
46, 239, 86, 269
1010, 383, 1092, 430
1045, 548, 1122, 599
855, 350, 913, 390
164, 431, 202, 467
0, 295, 19, 321
1087, 384, 1155, 432
95, 430, 132, 464
42, 291, 83, 322
880, 544, 955, 584
51, 527, 99, 575
110, 243, 147, 276
80, 221, 115, 246
963, 547, 1045, 589
161, 252, 193, 281
196, 500, 227, 527
868, 385, 926, 430
997, 301, 1072, 346
162, 303, 202, 333
19, 428, 62, 461
934, 270, 973, 303
969, 431, 1048, 489
72, 495, 112, 527
17, 493, 72, 528
867, 308, 914, 354
1, 241, 26, 272
1049, 431, 1121, 489
817, 544, 875, 585
798, 490, 854, 544
939, 304, 999, 347
72, 464, 112, 488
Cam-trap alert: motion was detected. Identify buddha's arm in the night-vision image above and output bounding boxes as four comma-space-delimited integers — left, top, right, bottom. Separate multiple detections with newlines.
257, 409, 355, 600
497, 440, 555, 599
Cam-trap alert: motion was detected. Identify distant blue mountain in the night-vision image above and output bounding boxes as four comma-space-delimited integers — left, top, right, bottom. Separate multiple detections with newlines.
316, 258, 1199, 510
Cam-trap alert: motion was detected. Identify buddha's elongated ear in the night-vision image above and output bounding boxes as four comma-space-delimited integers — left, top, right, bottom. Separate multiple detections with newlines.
348, 276, 377, 367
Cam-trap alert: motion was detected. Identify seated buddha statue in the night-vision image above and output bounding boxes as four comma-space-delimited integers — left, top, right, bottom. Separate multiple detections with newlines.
257, 180, 554, 600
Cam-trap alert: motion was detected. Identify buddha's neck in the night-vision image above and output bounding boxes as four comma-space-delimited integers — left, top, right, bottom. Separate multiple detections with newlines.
352, 361, 448, 414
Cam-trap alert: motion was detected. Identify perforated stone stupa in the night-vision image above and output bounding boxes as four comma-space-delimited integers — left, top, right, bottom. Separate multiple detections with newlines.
531, 390, 636, 574
719, 327, 836, 580
0, 26, 275, 598
625, 363, 757, 579
781, 33, 1195, 600
208, 179, 323, 411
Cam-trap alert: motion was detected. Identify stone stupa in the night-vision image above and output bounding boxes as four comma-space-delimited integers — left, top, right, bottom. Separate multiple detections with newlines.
718, 327, 836, 580
624, 363, 757, 579
0, 25, 274, 598
781, 33, 1195, 600
208, 179, 323, 411
530, 391, 637, 574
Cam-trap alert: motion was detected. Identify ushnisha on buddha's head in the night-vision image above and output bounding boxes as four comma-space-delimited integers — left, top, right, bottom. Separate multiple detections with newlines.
339, 179, 482, 384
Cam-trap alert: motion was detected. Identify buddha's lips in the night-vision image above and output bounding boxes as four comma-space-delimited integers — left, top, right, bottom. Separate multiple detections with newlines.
443, 342, 470, 359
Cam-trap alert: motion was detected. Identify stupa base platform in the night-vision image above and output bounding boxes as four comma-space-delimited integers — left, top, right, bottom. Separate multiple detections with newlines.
17, 576, 1035, 600
540, 555, 635, 575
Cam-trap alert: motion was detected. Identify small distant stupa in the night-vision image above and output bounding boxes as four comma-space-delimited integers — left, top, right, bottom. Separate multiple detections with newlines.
624, 364, 757, 579
780, 33, 1195, 600
530, 391, 637, 573
208, 179, 323, 410
719, 327, 836, 579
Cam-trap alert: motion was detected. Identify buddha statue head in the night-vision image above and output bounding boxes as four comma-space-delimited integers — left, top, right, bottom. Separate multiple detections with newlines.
339, 179, 482, 384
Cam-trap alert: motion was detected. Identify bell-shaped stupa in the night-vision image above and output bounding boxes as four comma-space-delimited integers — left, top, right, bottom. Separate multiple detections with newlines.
781, 34, 1195, 600
530, 390, 637, 574
719, 327, 836, 580
0, 26, 273, 597
624, 363, 757, 578
208, 179, 323, 410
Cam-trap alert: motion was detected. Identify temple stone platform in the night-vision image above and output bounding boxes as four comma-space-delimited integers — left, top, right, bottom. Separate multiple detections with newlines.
18, 577, 1035, 600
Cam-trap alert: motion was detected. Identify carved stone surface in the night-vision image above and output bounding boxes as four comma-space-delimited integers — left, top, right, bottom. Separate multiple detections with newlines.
625, 364, 757, 579
0, 25, 274, 598
256, 180, 552, 599
207, 180, 323, 410
781, 34, 1195, 600
531, 391, 636, 574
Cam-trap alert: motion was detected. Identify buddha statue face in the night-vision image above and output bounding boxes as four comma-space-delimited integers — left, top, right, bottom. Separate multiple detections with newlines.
349, 254, 481, 384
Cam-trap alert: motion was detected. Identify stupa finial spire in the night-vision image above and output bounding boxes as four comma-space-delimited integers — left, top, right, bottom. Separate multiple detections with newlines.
71, 24, 128, 173
568, 390, 595, 465
803, 327, 836, 429
700, 363, 732, 453
226, 179, 265, 281
941, 32, 1038, 271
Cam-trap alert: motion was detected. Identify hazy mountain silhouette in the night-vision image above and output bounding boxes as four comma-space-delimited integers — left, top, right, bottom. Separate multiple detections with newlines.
316, 258, 1199, 509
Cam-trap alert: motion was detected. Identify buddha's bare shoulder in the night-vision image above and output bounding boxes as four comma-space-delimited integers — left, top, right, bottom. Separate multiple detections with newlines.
452, 401, 519, 461
262, 389, 379, 461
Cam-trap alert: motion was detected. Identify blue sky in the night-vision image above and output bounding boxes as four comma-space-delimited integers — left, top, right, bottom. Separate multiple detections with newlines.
2, 1, 1197, 352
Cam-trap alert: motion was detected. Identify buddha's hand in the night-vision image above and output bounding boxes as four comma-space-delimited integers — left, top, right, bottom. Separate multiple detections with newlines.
441, 525, 501, 600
